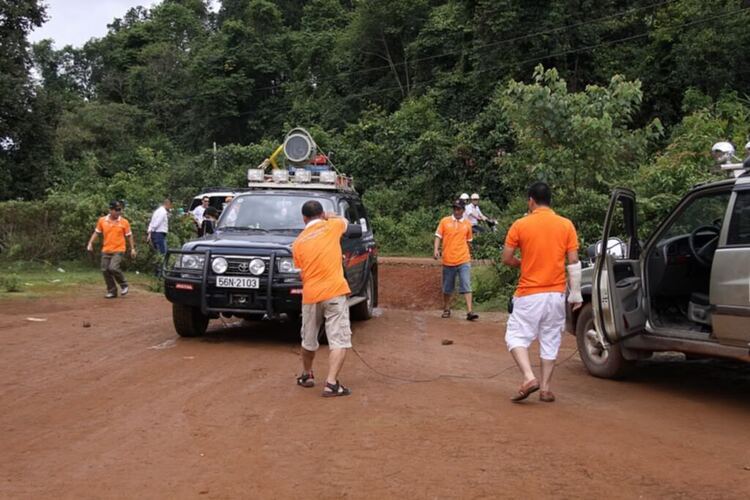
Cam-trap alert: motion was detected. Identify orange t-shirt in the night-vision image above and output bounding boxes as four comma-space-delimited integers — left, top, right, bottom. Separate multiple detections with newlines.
95, 215, 132, 254
435, 216, 473, 266
292, 218, 351, 304
505, 207, 578, 297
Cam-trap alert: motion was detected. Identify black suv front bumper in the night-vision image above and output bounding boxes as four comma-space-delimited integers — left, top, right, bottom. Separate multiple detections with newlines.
163, 249, 303, 318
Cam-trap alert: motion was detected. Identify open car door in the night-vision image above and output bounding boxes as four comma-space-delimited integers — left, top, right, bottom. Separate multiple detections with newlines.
592, 188, 647, 343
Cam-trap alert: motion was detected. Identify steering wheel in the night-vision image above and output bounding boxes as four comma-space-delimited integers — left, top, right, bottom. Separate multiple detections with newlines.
688, 224, 721, 267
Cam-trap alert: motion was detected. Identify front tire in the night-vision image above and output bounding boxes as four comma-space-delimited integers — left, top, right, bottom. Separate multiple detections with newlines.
172, 303, 209, 337
575, 303, 632, 378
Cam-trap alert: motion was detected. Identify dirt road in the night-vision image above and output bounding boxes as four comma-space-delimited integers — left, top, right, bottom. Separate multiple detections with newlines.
1, 264, 749, 499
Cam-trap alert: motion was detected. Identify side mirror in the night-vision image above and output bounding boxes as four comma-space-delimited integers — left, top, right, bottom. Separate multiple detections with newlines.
345, 224, 363, 239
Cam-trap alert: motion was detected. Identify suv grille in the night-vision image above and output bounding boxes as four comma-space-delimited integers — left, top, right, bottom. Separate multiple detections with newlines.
223, 256, 270, 276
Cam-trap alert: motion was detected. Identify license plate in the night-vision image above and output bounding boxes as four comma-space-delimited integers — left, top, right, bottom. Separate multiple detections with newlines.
216, 276, 260, 289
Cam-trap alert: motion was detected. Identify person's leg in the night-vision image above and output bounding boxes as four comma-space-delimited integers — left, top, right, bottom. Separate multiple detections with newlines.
109, 252, 127, 288
155, 232, 167, 255
458, 263, 476, 318
505, 295, 542, 383
538, 293, 566, 394
101, 253, 116, 295
510, 347, 536, 383
323, 295, 352, 387
442, 265, 457, 314
299, 302, 323, 378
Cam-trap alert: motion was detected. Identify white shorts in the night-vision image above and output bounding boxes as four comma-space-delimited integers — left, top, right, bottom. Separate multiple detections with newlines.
505, 292, 566, 360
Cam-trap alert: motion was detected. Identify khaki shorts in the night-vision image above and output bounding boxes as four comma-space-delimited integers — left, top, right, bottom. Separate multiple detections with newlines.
301, 295, 352, 351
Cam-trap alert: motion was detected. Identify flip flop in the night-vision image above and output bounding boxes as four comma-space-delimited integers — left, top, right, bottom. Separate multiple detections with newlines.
540, 391, 556, 403
510, 379, 540, 402
441, 309, 451, 318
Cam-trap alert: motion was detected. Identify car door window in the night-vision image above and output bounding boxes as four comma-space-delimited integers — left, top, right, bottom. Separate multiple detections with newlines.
660, 192, 730, 242
340, 200, 359, 224
727, 191, 750, 246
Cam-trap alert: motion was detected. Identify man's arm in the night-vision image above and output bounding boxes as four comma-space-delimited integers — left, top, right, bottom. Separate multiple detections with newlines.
86, 231, 99, 252
501, 245, 521, 268
566, 249, 582, 311
433, 236, 441, 260
128, 233, 137, 258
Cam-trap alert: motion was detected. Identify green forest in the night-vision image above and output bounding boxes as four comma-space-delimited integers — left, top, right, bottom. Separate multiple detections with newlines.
2, 0, 750, 299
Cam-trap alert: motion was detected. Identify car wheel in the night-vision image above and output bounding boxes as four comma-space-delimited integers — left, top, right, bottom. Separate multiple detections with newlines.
350, 274, 374, 321
172, 303, 209, 337
575, 303, 632, 378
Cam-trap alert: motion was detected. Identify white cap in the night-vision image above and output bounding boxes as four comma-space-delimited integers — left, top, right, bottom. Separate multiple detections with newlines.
471, 193, 480, 200
459, 193, 469, 200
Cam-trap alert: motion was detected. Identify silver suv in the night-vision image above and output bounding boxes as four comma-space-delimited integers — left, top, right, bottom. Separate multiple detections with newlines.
571, 151, 750, 378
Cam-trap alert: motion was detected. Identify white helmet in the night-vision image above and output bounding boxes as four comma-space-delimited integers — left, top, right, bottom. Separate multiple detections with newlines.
470, 193, 480, 200
459, 193, 469, 201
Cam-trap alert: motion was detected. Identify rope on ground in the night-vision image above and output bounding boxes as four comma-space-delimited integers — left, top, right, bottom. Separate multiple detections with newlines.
351, 346, 580, 384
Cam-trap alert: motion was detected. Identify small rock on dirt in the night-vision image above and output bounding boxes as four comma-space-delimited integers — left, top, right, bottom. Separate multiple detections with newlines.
82, 321, 91, 328
442, 339, 454, 345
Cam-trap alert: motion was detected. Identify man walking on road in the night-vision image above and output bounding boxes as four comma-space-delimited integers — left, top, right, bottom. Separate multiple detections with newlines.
502, 182, 582, 403
147, 198, 172, 255
86, 201, 137, 299
434, 200, 479, 321
292, 200, 353, 397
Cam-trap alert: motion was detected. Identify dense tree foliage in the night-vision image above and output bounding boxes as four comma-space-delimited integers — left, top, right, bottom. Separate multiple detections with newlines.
1, 0, 750, 278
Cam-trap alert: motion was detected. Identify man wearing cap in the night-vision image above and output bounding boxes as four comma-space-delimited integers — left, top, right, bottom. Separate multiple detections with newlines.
86, 201, 137, 299
502, 182, 582, 403
465, 193, 493, 233
434, 200, 479, 321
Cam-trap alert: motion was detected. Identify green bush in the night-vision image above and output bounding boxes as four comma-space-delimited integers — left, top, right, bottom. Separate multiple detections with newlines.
0, 274, 23, 293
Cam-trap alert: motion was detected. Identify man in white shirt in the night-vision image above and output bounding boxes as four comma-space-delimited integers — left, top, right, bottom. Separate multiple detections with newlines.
465, 193, 492, 233
192, 196, 209, 227
147, 198, 172, 255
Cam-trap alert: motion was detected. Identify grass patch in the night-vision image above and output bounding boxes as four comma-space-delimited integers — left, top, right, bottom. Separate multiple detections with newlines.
0, 260, 156, 300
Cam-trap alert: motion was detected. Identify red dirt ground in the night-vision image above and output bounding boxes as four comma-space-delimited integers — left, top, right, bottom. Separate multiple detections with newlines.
1, 262, 749, 499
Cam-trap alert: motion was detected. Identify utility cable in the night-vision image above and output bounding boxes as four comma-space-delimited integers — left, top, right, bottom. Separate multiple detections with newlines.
351, 345, 581, 385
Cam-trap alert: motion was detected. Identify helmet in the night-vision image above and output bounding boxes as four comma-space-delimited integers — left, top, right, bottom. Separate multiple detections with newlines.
470, 193, 480, 200
459, 193, 469, 201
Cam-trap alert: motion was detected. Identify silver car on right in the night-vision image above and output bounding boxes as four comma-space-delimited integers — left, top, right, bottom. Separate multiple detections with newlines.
570, 143, 750, 378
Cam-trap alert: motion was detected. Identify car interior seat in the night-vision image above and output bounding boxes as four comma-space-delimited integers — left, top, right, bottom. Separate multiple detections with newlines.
687, 292, 711, 325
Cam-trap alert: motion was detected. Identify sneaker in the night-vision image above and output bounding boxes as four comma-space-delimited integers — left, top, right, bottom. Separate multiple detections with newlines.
120, 286, 129, 297
466, 312, 479, 321
105, 292, 117, 299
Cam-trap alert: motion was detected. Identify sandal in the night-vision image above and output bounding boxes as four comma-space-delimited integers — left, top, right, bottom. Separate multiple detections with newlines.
510, 379, 540, 403
466, 312, 479, 321
441, 309, 451, 318
296, 371, 315, 388
539, 390, 556, 403
322, 381, 351, 398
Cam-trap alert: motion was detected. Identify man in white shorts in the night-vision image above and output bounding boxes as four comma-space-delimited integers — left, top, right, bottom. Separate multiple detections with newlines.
292, 200, 353, 397
502, 182, 582, 403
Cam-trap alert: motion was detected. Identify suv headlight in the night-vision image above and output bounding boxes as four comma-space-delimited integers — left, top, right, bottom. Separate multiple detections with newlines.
177, 254, 206, 270
212, 257, 228, 274
249, 258, 265, 276
277, 257, 299, 274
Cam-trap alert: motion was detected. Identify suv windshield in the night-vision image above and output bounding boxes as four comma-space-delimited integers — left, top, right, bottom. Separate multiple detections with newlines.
218, 194, 335, 232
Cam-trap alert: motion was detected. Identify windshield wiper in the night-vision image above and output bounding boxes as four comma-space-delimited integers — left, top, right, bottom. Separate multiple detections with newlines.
268, 228, 302, 233
219, 226, 269, 233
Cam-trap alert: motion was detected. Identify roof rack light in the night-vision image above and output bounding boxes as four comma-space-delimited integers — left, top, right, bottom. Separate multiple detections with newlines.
319, 170, 336, 184
272, 169, 289, 183
294, 168, 311, 183
247, 168, 264, 182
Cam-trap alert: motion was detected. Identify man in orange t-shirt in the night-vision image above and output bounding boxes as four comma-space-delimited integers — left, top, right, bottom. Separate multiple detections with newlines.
434, 200, 478, 321
86, 201, 137, 299
502, 182, 582, 403
292, 200, 353, 397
